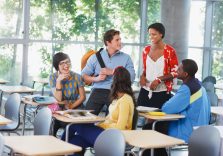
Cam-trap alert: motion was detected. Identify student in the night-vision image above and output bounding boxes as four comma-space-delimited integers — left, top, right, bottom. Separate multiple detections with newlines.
49, 52, 86, 136
138, 22, 178, 112
81, 29, 135, 115
138, 22, 178, 156
162, 59, 210, 142
62, 67, 136, 156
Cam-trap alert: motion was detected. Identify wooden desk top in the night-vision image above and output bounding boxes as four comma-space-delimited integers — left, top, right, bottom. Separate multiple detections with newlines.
4, 135, 82, 156
211, 106, 223, 116
122, 130, 185, 149
0, 85, 36, 93
53, 112, 105, 123
0, 115, 12, 125
0, 79, 9, 84
139, 112, 185, 121
33, 78, 49, 84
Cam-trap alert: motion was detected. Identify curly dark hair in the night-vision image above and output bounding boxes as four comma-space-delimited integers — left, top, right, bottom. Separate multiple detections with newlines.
110, 66, 136, 106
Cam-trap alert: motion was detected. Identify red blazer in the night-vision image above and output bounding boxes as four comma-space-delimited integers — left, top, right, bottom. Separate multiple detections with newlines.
142, 44, 178, 92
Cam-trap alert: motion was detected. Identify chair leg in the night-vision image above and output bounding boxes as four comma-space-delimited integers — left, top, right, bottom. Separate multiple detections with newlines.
167, 147, 171, 156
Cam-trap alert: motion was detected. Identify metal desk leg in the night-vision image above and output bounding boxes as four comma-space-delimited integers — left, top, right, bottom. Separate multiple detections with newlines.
151, 121, 158, 156
22, 104, 27, 135
41, 84, 44, 95
167, 147, 171, 156
65, 123, 73, 142
0, 91, 3, 114
139, 148, 146, 156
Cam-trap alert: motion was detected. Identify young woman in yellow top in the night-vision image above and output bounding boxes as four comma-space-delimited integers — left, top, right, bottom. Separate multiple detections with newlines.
61, 66, 136, 156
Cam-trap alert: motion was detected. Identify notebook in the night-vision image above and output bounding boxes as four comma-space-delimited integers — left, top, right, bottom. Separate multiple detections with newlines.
32, 96, 57, 105
136, 106, 159, 113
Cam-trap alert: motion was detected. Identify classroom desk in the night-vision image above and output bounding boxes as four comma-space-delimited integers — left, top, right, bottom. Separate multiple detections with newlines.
0, 115, 12, 125
122, 130, 185, 156
53, 112, 105, 142
139, 112, 185, 130
4, 135, 82, 156
32, 78, 49, 95
0, 79, 9, 84
139, 112, 185, 156
211, 106, 223, 116
0, 85, 36, 114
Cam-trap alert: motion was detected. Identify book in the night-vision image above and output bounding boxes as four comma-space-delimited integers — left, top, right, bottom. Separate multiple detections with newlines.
147, 112, 166, 116
32, 96, 57, 104
55, 109, 96, 119
136, 106, 159, 113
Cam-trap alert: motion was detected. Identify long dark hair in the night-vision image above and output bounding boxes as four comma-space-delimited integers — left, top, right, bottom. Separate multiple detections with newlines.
110, 66, 136, 106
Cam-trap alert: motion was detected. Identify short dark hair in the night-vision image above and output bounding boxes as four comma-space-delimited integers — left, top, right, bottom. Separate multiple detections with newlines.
53, 52, 70, 71
103, 29, 120, 46
182, 59, 198, 77
148, 23, 165, 38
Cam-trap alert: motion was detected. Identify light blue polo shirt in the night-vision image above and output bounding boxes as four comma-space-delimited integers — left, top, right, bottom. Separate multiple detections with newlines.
81, 49, 135, 89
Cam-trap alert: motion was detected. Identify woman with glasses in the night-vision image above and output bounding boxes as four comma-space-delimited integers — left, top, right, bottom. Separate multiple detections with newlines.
49, 52, 86, 136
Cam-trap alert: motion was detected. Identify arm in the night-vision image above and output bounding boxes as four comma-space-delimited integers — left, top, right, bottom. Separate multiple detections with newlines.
49, 73, 63, 102
139, 72, 147, 87
125, 56, 136, 83
52, 72, 70, 101
81, 55, 106, 83
150, 48, 179, 90
68, 86, 86, 109
162, 85, 190, 114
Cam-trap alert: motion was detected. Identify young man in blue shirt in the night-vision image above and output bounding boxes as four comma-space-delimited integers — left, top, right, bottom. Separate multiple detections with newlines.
162, 59, 210, 143
81, 29, 135, 115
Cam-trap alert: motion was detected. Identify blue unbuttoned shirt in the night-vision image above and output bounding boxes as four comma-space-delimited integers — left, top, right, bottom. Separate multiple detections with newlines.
81, 49, 135, 89
161, 78, 210, 143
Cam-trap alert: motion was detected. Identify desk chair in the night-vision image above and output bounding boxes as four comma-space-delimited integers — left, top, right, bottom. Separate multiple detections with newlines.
188, 126, 221, 156
202, 82, 218, 124
94, 129, 126, 156
33, 107, 52, 135
0, 93, 21, 135
202, 76, 216, 84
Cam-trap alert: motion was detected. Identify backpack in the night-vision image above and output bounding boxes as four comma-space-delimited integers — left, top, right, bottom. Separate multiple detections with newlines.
81, 48, 105, 85
81, 49, 97, 70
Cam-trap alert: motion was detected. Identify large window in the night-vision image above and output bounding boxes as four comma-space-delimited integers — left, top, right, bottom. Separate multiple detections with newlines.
211, 2, 223, 80
0, 0, 24, 39
0, 0, 161, 87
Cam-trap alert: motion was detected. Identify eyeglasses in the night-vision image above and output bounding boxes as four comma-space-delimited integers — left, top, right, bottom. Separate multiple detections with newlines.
59, 60, 71, 66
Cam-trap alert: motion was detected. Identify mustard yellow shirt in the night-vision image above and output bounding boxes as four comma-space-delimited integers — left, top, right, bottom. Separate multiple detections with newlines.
98, 94, 134, 130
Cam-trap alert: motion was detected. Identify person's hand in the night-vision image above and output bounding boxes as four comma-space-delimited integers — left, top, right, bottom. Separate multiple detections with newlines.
94, 74, 106, 82
64, 101, 70, 110
150, 79, 160, 90
139, 74, 147, 87
100, 68, 113, 76
57, 72, 70, 82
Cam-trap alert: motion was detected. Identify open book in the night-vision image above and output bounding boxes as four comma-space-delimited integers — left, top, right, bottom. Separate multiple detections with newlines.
136, 106, 159, 113
55, 109, 96, 119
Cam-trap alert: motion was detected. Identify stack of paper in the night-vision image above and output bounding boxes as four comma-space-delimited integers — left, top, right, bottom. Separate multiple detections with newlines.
136, 106, 159, 113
